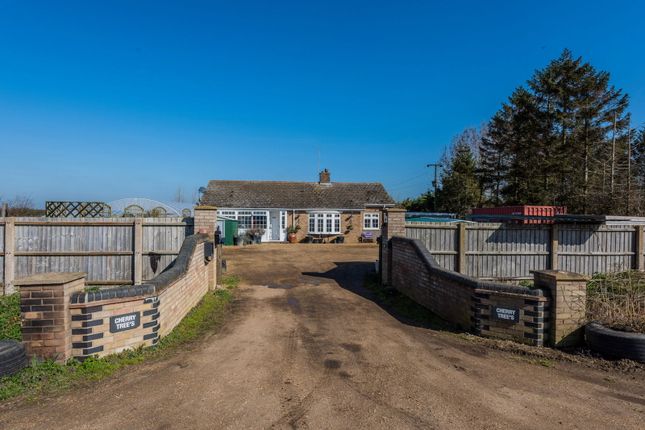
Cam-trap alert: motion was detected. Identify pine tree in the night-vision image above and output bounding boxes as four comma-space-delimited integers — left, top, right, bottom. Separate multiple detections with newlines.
479, 108, 511, 205
437, 140, 480, 216
478, 49, 634, 214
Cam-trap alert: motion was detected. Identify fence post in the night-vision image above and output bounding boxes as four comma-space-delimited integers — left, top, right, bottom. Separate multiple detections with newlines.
457, 223, 467, 274
636, 225, 644, 271
550, 224, 559, 270
4, 218, 15, 295
134, 218, 143, 285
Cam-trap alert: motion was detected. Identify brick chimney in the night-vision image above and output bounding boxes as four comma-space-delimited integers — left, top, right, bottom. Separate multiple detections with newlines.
319, 168, 331, 184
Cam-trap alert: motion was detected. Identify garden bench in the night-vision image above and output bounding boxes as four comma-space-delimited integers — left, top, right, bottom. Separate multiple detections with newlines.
360, 231, 375, 243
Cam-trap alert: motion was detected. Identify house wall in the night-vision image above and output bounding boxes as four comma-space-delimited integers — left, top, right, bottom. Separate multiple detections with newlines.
286, 209, 382, 243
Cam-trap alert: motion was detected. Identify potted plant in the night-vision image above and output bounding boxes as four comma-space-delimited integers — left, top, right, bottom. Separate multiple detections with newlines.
287, 224, 300, 243
246, 228, 264, 244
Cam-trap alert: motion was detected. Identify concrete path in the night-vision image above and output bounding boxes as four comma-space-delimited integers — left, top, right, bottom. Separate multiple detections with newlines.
1, 244, 643, 429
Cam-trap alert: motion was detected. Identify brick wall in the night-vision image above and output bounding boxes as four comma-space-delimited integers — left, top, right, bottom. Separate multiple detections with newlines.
70, 296, 159, 359
472, 289, 550, 346
388, 236, 551, 345
390, 237, 473, 329
18, 234, 215, 361
158, 241, 209, 337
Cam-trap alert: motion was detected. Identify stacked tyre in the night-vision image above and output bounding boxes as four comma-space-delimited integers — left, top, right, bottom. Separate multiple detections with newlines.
0, 340, 28, 377
586, 322, 645, 363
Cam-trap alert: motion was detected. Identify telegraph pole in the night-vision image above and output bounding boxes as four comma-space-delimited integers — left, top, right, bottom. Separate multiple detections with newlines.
426, 163, 441, 211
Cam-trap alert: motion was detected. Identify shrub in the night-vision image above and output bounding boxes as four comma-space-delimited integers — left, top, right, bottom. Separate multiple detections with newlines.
587, 271, 645, 333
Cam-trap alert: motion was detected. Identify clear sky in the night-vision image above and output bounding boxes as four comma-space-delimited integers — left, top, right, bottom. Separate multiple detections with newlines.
1, 1, 644, 206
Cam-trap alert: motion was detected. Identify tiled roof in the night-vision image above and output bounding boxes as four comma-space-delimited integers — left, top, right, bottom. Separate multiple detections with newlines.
201, 180, 395, 209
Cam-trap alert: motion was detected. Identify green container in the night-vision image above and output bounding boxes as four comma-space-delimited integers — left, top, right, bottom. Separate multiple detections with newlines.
223, 218, 239, 246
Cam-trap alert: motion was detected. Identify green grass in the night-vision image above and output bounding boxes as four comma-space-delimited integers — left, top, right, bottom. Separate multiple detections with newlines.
0, 275, 239, 402
0, 293, 21, 341
363, 273, 450, 330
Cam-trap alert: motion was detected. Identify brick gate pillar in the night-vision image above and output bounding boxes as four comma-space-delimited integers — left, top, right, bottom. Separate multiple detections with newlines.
533, 270, 589, 348
194, 205, 218, 289
380, 208, 406, 286
194, 205, 218, 237
15, 272, 86, 363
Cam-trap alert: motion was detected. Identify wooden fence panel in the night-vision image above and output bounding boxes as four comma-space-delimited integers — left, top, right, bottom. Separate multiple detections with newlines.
142, 218, 193, 281
557, 225, 635, 274
465, 224, 549, 278
405, 223, 457, 271
405, 222, 641, 279
13, 218, 134, 284
1, 217, 191, 290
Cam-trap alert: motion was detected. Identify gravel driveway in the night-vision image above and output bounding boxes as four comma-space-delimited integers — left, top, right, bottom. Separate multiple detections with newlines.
1, 244, 643, 429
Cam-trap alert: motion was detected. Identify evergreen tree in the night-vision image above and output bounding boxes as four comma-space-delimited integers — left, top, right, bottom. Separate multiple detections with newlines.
437, 139, 480, 216
479, 49, 633, 214
479, 108, 511, 205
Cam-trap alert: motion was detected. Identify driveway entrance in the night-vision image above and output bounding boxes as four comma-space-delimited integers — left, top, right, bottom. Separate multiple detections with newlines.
1, 244, 643, 429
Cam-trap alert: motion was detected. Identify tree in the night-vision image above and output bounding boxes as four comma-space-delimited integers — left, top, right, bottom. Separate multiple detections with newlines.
437, 138, 481, 216
479, 49, 634, 214
400, 191, 436, 212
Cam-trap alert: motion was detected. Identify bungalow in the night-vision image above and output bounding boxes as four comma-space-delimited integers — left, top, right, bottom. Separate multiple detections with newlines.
200, 169, 395, 243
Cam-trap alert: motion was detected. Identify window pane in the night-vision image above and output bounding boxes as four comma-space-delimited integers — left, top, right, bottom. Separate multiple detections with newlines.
252, 213, 267, 229
238, 214, 252, 229
309, 216, 315, 232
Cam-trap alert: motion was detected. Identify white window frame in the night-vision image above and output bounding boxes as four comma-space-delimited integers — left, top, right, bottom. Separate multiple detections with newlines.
220, 209, 268, 231
363, 212, 380, 230
308, 212, 341, 234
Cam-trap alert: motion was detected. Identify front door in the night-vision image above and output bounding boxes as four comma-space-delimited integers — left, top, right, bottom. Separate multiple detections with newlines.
270, 210, 281, 241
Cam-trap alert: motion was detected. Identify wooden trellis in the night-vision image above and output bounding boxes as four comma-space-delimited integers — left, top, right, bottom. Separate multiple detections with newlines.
45, 201, 112, 218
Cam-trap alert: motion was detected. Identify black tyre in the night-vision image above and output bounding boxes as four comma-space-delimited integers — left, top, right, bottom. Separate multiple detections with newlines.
0, 340, 28, 377
586, 322, 645, 363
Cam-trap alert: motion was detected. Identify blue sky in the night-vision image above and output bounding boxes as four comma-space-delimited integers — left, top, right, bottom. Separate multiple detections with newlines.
1, 1, 644, 206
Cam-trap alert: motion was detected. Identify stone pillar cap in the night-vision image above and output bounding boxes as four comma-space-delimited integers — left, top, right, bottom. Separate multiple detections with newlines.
14, 272, 86, 286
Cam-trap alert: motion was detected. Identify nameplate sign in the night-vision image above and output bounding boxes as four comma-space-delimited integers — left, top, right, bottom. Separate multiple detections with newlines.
110, 312, 141, 333
492, 307, 520, 323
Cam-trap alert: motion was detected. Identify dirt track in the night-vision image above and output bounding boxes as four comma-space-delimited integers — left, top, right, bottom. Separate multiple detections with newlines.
1, 244, 644, 429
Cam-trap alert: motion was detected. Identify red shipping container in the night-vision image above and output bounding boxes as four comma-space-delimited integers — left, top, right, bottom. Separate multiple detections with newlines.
471, 206, 567, 224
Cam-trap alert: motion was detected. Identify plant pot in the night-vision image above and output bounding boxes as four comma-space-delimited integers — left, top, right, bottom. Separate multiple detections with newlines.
288, 233, 298, 243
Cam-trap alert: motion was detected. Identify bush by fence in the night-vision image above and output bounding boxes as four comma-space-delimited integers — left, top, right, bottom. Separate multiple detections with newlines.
587, 271, 645, 333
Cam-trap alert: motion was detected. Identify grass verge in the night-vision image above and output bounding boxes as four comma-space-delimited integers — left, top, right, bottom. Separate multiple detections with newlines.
0, 275, 240, 402
0, 293, 21, 341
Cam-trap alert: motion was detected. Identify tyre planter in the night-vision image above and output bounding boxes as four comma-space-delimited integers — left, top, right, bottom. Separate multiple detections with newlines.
585, 322, 645, 362
0, 340, 28, 377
